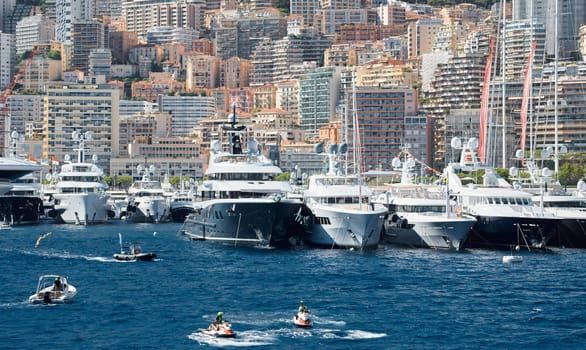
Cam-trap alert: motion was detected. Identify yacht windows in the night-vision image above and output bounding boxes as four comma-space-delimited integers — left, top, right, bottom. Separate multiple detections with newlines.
315, 216, 331, 225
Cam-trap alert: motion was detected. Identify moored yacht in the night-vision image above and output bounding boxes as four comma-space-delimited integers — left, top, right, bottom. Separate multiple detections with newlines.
49, 131, 112, 225
0, 172, 43, 225
376, 153, 475, 250
530, 183, 586, 248
182, 105, 303, 247
125, 164, 170, 223
446, 137, 562, 250
301, 143, 386, 249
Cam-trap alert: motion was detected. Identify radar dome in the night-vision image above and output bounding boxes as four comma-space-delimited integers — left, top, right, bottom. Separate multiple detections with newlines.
541, 167, 552, 177
468, 137, 479, 150
391, 157, 402, 168
509, 167, 518, 177
313, 143, 324, 154
339, 143, 348, 154
515, 150, 524, 158
450, 137, 462, 149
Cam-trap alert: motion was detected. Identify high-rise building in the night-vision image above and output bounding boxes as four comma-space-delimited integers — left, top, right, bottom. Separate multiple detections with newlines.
16, 15, 55, 55
56, 0, 96, 44
290, 0, 320, 28
0, 32, 15, 90
43, 84, 120, 175
346, 86, 418, 172
513, 0, 586, 59
299, 66, 341, 140
0, 0, 16, 34
122, 0, 204, 41
157, 95, 216, 137
71, 21, 108, 73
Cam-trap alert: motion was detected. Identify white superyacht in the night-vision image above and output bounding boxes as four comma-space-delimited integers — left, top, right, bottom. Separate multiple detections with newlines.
302, 143, 386, 249
377, 154, 476, 250
125, 164, 170, 223
49, 131, 112, 225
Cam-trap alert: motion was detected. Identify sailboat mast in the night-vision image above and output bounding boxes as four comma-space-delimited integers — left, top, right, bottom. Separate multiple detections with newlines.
501, 0, 507, 169
553, 0, 559, 173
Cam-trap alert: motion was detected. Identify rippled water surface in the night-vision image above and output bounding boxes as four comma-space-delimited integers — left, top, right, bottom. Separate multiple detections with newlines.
1, 222, 585, 349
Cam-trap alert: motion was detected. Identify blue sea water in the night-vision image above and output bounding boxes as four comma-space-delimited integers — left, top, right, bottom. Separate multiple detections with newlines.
1, 221, 585, 349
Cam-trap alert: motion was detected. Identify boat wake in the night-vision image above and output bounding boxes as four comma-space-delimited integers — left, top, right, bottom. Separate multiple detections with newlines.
0, 301, 32, 309
20, 249, 120, 263
320, 329, 387, 340
187, 329, 276, 347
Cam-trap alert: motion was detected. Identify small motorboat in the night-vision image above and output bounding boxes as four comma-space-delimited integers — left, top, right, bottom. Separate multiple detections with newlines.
503, 255, 523, 263
293, 311, 313, 328
114, 234, 157, 261
29, 275, 77, 304
503, 245, 523, 263
200, 321, 236, 338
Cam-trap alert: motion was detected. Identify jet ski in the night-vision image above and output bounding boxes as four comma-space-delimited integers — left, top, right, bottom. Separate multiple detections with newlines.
293, 310, 313, 328
200, 321, 236, 338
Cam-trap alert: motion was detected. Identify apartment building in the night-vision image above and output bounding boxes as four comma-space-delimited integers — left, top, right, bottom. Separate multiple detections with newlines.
157, 95, 216, 137
71, 20, 108, 73
43, 84, 120, 175
122, 0, 204, 41
15, 15, 55, 55
299, 66, 342, 140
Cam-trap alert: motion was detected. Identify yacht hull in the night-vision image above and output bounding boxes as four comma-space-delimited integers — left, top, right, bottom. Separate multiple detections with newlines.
182, 198, 302, 246
126, 198, 170, 223
546, 218, 586, 248
466, 216, 561, 250
303, 204, 385, 249
52, 193, 110, 225
0, 196, 43, 225
384, 213, 475, 250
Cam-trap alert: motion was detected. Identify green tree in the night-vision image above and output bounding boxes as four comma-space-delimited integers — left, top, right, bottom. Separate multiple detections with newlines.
557, 163, 585, 186
275, 172, 290, 181
115, 175, 134, 190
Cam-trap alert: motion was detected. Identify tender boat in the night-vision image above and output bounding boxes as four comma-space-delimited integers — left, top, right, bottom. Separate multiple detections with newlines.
29, 275, 77, 304
114, 235, 157, 261
200, 321, 236, 338
502, 254, 523, 263
293, 311, 313, 328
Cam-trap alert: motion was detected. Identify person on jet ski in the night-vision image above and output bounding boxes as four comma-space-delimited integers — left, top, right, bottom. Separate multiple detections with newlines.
298, 301, 308, 313
214, 311, 224, 329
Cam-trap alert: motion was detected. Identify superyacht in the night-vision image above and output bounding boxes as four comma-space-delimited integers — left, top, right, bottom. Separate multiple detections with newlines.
445, 137, 562, 250
125, 164, 170, 223
376, 153, 476, 250
48, 131, 112, 225
182, 106, 303, 247
301, 143, 386, 249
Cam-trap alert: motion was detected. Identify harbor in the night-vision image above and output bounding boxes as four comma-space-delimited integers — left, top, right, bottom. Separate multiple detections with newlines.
1, 222, 585, 349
